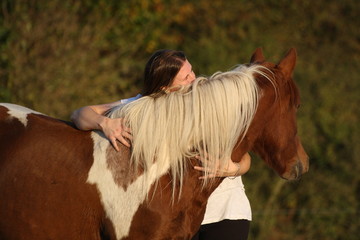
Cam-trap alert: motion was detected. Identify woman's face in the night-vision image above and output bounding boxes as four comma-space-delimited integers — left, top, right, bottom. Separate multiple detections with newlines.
171, 60, 196, 87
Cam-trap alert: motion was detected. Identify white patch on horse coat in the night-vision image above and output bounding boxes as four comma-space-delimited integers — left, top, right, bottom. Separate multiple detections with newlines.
0, 103, 43, 126
87, 132, 170, 239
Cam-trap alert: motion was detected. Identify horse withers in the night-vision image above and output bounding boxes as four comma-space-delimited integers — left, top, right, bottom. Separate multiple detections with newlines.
0, 48, 308, 240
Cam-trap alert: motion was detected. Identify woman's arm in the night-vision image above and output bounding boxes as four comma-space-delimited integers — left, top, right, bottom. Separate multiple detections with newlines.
71, 101, 132, 150
194, 152, 251, 179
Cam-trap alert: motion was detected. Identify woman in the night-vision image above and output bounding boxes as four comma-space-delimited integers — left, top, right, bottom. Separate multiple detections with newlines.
71, 49, 251, 240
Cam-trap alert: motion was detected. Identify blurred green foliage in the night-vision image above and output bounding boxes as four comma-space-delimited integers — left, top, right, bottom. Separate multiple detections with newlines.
1, 0, 359, 239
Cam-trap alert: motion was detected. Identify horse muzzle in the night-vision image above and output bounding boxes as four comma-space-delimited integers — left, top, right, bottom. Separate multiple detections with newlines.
282, 154, 309, 180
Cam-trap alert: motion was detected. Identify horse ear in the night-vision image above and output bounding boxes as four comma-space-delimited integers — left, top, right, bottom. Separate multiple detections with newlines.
278, 48, 297, 78
250, 48, 265, 63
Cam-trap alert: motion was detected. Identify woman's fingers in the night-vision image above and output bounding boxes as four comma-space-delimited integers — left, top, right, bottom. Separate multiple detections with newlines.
123, 126, 132, 134
194, 166, 205, 172
194, 157, 239, 178
110, 134, 131, 150
198, 174, 217, 179
194, 165, 220, 179
103, 118, 133, 150
110, 137, 120, 151
122, 131, 133, 141
195, 153, 218, 179
118, 136, 131, 148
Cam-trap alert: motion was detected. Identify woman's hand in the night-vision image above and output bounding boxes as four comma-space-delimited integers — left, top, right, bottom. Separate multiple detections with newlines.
99, 117, 132, 150
71, 101, 133, 151
194, 152, 251, 179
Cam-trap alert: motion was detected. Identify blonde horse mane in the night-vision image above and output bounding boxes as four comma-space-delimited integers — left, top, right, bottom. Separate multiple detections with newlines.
107, 64, 270, 197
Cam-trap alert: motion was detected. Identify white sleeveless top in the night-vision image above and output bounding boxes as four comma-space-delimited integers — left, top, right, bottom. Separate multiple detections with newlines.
121, 95, 252, 224
201, 176, 252, 224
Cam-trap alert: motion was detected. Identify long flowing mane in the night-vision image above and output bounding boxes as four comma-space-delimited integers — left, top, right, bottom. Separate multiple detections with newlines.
0, 48, 309, 240
107, 64, 269, 195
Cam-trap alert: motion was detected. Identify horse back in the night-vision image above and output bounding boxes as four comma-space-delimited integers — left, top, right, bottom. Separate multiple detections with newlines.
0, 103, 218, 239
0, 104, 116, 240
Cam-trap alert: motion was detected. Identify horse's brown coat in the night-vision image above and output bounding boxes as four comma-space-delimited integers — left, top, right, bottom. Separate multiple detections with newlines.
0, 49, 308, 240
0, 108, 117, 239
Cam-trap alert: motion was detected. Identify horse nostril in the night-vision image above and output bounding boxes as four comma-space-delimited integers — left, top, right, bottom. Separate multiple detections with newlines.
292, 162, 303, 180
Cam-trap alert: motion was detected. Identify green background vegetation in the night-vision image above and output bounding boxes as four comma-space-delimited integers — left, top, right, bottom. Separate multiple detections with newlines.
1, 0, 359, 239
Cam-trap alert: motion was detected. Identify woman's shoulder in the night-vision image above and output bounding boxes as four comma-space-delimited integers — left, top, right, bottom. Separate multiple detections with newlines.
120, 94, 142, 104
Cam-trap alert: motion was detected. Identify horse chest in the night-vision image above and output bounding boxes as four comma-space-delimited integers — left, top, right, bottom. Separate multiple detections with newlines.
88, 132, 172, 239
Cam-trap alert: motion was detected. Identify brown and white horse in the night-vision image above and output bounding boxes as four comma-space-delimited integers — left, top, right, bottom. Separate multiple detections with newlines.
0, 48, 308, 240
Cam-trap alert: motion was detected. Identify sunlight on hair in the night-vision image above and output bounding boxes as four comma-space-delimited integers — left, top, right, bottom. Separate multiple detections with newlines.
107, 64, 271, 199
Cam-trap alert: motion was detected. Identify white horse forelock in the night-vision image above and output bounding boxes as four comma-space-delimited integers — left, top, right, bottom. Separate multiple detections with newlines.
107, 64, 270, 198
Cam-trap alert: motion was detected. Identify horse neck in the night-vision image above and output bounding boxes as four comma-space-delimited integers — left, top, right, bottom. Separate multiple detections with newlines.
231, 69, 278, 162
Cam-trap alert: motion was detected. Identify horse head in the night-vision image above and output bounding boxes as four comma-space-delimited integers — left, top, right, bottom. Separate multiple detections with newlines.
233, 48, 309, 180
